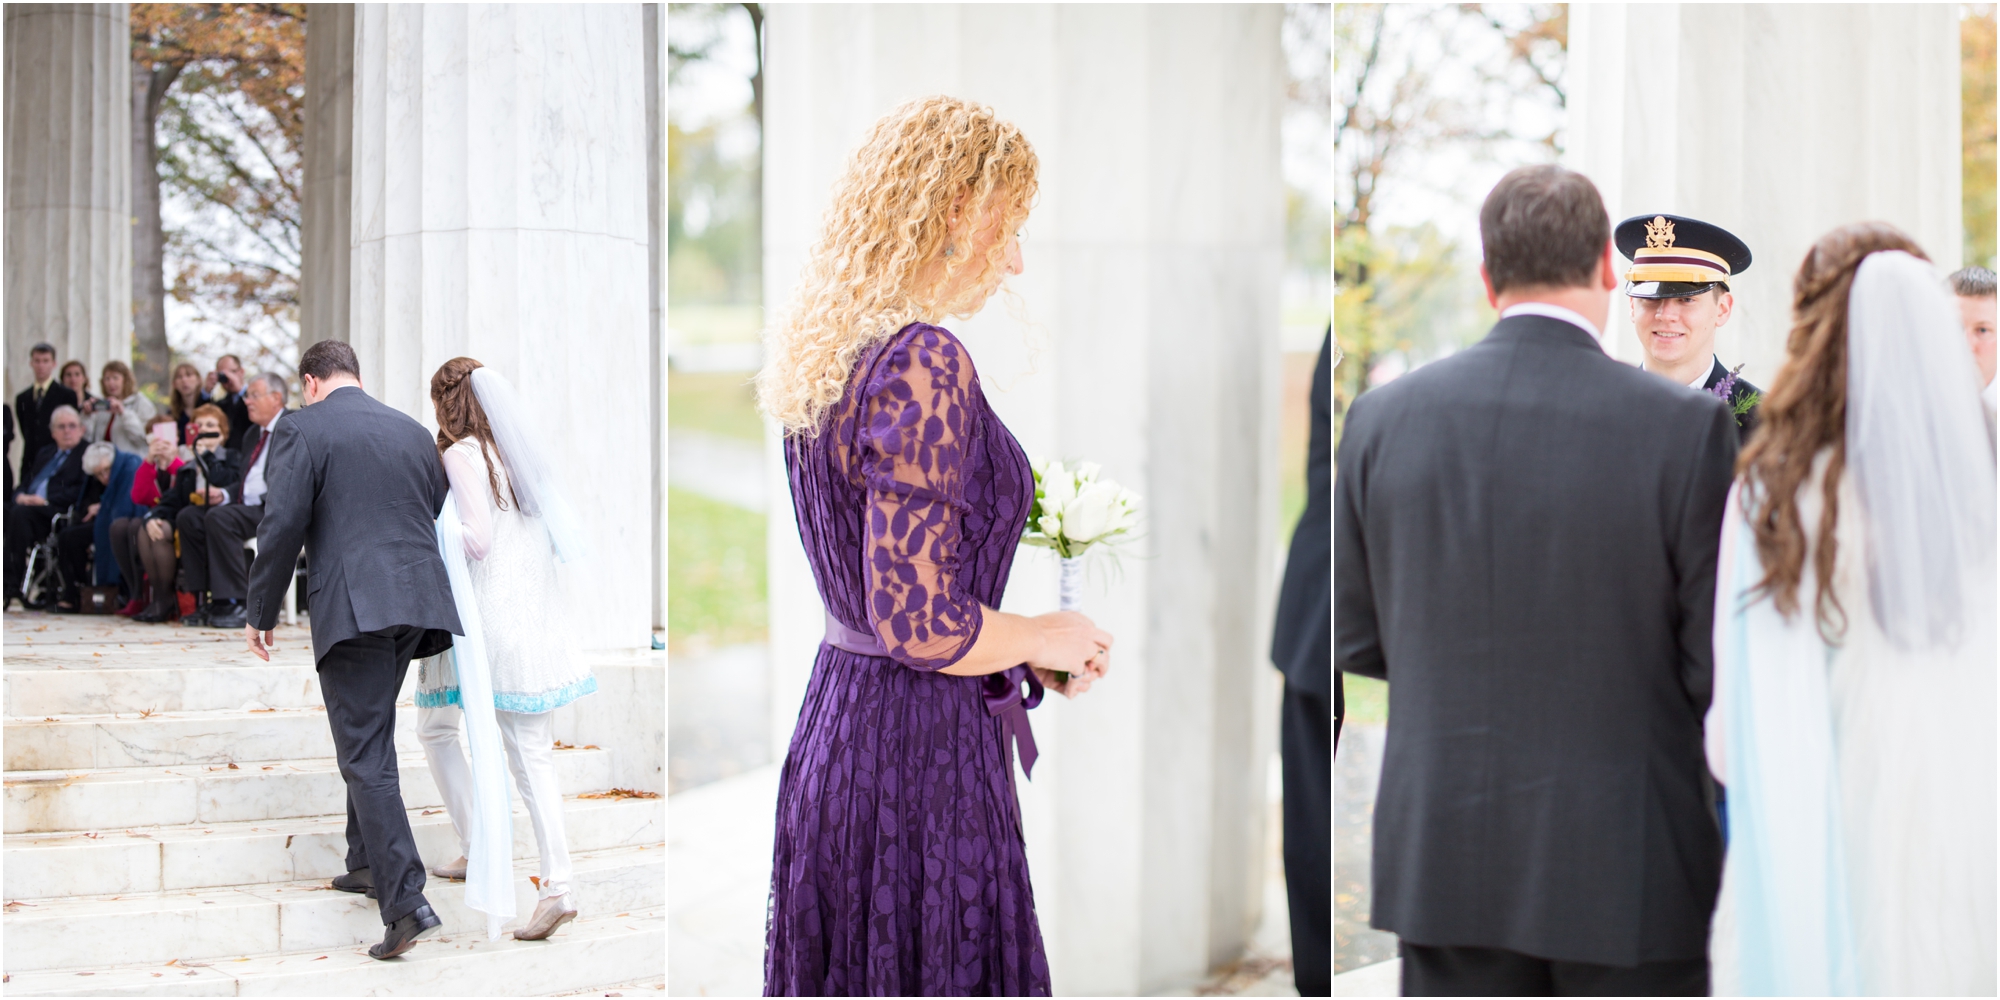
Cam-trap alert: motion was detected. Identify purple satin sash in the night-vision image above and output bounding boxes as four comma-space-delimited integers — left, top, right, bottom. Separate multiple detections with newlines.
823, 612, 1043, 778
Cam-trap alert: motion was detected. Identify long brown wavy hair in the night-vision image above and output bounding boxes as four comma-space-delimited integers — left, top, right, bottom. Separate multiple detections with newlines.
430, 356, 516, 511
1738, 222, 1929, 640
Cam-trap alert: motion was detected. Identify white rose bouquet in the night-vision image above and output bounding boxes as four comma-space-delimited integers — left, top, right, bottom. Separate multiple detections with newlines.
1022, 459, 1141, 681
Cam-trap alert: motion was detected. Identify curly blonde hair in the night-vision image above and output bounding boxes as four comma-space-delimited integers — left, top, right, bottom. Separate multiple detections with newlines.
757, 95, 1038, 435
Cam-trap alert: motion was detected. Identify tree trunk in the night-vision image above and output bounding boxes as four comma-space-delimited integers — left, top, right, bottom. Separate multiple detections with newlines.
129, 60, 180, 395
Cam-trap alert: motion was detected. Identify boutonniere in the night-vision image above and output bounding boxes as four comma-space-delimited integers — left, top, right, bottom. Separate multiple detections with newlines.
1707, 364, 1762, 423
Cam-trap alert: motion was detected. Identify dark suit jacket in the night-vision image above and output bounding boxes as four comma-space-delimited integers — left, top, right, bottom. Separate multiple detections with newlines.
1335, 314, 1738, 968
15, 382, 79, 469
1272, 331, 1332, 698
212, 388, 253, 451
246, 386, 461, 663
15, 442, 93, 513
150, 446, 245, 521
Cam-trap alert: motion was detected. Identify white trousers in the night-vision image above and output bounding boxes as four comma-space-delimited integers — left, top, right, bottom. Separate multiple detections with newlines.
417, 705, 574, 900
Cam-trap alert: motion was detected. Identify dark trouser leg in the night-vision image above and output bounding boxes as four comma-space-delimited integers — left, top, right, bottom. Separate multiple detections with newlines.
136, 524, 178, 604
112, 517, 151, 600
176, 505, 213, 593
1401, 943, 1555, 996
56, 522, 94, 597
1281, 683, 1331, 997
5, 503, 54, 597
202, 503, 263, 600
1551, 955, 1708, 996
317, 625, 430, 924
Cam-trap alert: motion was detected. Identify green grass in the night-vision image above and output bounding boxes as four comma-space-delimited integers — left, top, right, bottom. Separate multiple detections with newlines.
1343, 674, 1387, 726
667, 487, 768, 651
668, 303, 763, 344
668, 370, 763, 443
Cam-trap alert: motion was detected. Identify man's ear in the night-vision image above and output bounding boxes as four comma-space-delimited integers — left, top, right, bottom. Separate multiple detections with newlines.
1480, 263, 1498, 309
1598, 241, 1618, 291
1714, 290, 1734, 327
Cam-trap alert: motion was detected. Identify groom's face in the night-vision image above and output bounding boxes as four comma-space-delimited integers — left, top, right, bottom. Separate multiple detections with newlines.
1630, 288, 1732, 371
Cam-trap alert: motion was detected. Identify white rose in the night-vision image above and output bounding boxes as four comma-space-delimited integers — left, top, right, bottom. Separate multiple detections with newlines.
1076, 461, 1102, 484
1038, 513, 1064, 538
1062, 482, 1123, 544
1040, 467, 1078, 513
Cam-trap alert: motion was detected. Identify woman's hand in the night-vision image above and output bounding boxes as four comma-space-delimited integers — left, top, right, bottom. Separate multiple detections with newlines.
145, 518, 170, 542
148, 438, 174, 466
106, 396, 124, 417
1024, 611, 1113, 698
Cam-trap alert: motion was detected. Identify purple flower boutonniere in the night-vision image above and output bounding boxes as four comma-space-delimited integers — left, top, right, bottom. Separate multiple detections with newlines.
1708, 364, 1762, 423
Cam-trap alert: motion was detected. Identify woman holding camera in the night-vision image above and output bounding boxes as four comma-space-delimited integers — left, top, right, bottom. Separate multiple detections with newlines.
126, 405, 239, 622
83, 360, 157, 455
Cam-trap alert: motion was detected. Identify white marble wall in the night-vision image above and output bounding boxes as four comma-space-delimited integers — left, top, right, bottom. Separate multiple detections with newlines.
3, 3, 132, 420
762, 5, 1285, 992
300, 3, 356, 352
1568, 3, 1963, 382
349, 3, 654, 649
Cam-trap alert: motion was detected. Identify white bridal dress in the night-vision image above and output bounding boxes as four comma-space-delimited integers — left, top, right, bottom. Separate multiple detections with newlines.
1707, 251, 1997, 996
415, 368, 596, 938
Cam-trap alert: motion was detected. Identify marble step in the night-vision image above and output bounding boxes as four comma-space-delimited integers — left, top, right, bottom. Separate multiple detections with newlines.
5, 706, 425, 771
6, 794, 664, 899
1, 844, 664, 973
5, 663, 331, 716
0, 906, 665, 996
5, 749, 615, 835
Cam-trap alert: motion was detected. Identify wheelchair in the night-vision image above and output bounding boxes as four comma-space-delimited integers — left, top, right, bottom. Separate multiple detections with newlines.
18, 508, 74, 611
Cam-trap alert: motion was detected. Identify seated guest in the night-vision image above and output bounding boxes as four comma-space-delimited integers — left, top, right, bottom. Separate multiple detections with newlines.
83, 360, 157, 455
166, 362, 206, 444
51, 443, 123, 611
4, 404, 13, 499
15, 343, 79, 469
178, 373, 285, 628
58, 359, 96, 415
136, 406, 242, 622
5, 405, 89, 606
110, 414, 185, 616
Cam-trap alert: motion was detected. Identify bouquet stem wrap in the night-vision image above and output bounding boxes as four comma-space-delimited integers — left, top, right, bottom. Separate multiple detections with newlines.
1058, 556, 1084, 612
434, 499, 516, 940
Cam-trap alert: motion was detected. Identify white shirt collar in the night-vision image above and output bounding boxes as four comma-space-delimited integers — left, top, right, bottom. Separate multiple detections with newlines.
1499, 302, 1603, 347
1687, 358, 1719, 390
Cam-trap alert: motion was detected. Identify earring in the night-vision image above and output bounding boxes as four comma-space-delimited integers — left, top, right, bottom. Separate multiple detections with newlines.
944, 244, 956, 258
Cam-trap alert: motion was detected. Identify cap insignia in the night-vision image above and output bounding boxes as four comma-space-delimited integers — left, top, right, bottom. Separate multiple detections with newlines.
1645, 216, 1676, 249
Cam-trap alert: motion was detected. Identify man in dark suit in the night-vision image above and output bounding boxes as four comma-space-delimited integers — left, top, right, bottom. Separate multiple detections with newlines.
178, 372, 291, 628
5, 405, 92, 605
1336, 165, 1737, 996
1271, 327, 1332, 997
244, 340, 461, 959
204, 353, 253, 450
15, 342, 80, 468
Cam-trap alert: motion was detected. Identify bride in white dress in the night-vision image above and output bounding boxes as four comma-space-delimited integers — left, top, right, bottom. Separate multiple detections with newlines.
416, 357, 597, 941
1707, 225, 1996, 995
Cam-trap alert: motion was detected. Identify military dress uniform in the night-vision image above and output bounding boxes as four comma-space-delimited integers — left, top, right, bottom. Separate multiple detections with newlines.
1618, 213, 1764, 441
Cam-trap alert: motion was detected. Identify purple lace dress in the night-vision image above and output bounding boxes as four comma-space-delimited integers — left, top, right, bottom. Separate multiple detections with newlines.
765, 322, 1051, 996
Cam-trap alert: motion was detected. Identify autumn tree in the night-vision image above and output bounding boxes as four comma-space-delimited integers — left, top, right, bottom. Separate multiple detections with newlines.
131, 3, 305, 392
1965, 4, 1995, 270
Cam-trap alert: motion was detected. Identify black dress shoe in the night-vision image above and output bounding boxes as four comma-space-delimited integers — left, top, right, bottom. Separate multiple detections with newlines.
133, 600, 176, 623
331, 867, 373, 893
207, 601, 248, 629
369, 904, 440, 959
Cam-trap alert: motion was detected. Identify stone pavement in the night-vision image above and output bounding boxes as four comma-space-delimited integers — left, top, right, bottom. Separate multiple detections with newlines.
668, 759, 1302, 997
1336, 722, 1396, 980
1, 610, 663, 995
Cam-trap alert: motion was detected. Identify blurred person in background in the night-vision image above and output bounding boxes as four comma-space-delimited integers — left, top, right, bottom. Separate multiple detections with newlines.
110, 414, 184, 617
1948, 265, 1996, 431
59, 359, 96, 415
84, 360, 157, 455
1271, 327, 1333, 998
205, 354, 253, 449
166, 362, 207, 444
6, 405, 90, 607
48, 442, 118, 612
179, 373, 287, 628
15, 343, 78, 466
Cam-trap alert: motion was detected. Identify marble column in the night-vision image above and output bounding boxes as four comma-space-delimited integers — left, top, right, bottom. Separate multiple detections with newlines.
1567, 3, 1963, 381
4, 3, 132, 409
762, 5, 1285, 992
350, 3, 654, 648
299, 3, 355, 352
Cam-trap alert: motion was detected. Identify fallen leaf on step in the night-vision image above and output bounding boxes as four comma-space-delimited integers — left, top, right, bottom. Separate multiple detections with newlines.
578, 788, 662, 800
313, 956, 326, 961
152, 973, 161, 977
530, 876, 541, 890
76, 972, 93, 976
165, 959, 177, 966
227, 763, 239, 769
616, 912, 629, 917
584, 744, 600, 750
422, 809, 442, 815
263, 765, 275, 770
552, 740, 575, 749
42, 717, 55, 722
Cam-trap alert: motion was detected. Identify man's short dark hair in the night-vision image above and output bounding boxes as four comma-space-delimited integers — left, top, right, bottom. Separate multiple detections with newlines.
1479, 165, 1611, 295
29, 342, 55, 358
297, 340, 360, 381
1949, 265, 1996, 299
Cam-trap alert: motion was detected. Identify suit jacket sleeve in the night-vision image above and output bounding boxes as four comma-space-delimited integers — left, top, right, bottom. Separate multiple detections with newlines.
1334, 398, 1386, 681
1672, 404, 1740, 713
247, 419, 313, 632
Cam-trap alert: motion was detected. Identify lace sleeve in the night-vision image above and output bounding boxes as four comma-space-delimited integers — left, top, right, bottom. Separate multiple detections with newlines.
857, 326, 984, 670
443, 443, 493, 561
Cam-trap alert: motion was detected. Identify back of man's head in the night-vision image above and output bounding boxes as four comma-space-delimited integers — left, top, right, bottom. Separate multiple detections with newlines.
1949, 265, 1996, 299
1480, 165, 1610, 294
298, 341, 361, 383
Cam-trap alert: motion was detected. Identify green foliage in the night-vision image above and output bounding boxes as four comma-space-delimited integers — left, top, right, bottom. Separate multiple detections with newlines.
1343, 674, 1388, 725
667, 488, 768, 651
1335, 222, 1488, 421
1965, 5, 1996, 270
